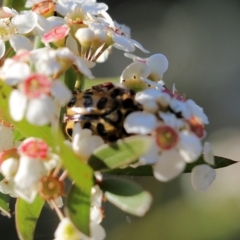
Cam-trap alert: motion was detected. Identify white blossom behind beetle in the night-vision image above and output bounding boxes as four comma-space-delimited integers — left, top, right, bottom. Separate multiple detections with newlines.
124, 85, 210, 186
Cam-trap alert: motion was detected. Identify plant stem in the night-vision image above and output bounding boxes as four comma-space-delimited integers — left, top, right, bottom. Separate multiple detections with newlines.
51, 199, 65, 220
74, 71, 85, 91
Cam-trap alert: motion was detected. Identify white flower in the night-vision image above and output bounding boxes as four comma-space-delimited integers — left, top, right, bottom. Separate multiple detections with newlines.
153, 149, 186, 182
135, 88, 170, 112
8, 70, 71, 125
191, 142, 216, 191
0, 9, 37, 58
55, 0, 108, 16
14, 155, 46, 202
31, 47, 94, 79
54, 217, 82, 240
0, 177, 18, 197
1, 157, 19, 177
13, 138, 52, 202
124, 112, 157, 135
203, 141, 214, 165
54, 217, 106, 240
125, 53, 169, 81
72, 123, 104, 160
0, 125, 14, 151
0, 58, 31, 85
88, 14, 149, 53
191, 164, 216, 191
124, 112, 203, 181
120, 62, 151, 91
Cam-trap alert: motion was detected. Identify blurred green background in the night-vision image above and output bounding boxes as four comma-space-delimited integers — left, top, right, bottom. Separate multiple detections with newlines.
2, 0, 240, 239
95, 1, 240, 239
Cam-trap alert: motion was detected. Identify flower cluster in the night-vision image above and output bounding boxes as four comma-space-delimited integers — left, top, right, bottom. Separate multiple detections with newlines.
0, 137, 61, 203
119, 53, 216, 190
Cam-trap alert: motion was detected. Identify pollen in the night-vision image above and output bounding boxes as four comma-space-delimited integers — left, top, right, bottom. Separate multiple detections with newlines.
0, 21, 16, 41
38, 176, 64, 200
22, 74, 51, 98
19, 138, 49, 159
154, 125, 179, 150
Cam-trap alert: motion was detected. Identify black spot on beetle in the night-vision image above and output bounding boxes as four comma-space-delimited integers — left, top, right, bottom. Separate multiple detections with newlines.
97, 123, 107, 136
67, 96, 77, 107
97, 97, 108, 110
83, 122, 92, 129
83, 97, 93, 108
122, 98, 134, 109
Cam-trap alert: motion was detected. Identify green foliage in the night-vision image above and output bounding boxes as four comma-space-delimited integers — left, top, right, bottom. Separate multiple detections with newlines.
15, 196, 44, 240
3, 0, 27, 12
88, 136, 152, 170
0, 192, 10, 217
101, 177, 152, 217
104, 155, 237, 176
66, 184, 91, 236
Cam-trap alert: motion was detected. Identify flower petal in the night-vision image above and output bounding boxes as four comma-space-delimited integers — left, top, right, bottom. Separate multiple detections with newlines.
191, 164, 216, 191
1, 59, 30, 85
203, 142, 215, 165
9, 35, 33, 52
113, 34, 135, 52
178, 131, 202, 163
0, 125, 14, 152
51, 80, 72, 106
131, 39, 149, 53
0, 40, 5, 58
153, 150, 186, 181
26, 96, 55, 125
124, 112, 157, 134
146, 54, 168, 80
122, 62, 151, 80
9, 90, 27, 122
12, 11, 38, 33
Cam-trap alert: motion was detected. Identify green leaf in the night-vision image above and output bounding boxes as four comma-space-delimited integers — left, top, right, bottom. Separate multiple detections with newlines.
84, 77, 119, 89
88, 136, 152, 171
104, 165, 153, 176
15, 196, 44, 240
0, 192, 10, 218
57, 133, 93, 190
104, 155, 237, 176
3, 0, 27, 11
13, 129, 24, 141
66, 184, 91, 236
184, 155, 237, 173
57, 133, 93, 236
65, 67, 77, 91
100, 177, 152, 216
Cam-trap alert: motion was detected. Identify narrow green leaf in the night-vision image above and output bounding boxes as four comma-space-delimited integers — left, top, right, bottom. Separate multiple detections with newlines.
0, 174, 10, 217
57, 134, 93, 190
184, 155, 238, 173
65, 67, 77, 91
15, 196, 44, 240
0, 192, 10, 217
104, 165, 153, 176
66, 184, 91, 236
100, 177, 152, 217
88, 136, 152, 170
104, 156, 238, 176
